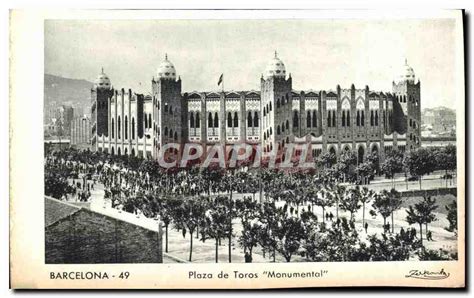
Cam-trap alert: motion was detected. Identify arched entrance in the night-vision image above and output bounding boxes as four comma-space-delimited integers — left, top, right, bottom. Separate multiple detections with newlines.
111, 147, 115, 155
371, 144, 380, 172
118, 147, 121, 156
329, 146, 336, 156
358, 146, 364, 165
131, 148, 135, 157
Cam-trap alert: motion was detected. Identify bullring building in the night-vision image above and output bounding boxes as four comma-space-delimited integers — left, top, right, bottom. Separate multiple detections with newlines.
91, 53, 421, 164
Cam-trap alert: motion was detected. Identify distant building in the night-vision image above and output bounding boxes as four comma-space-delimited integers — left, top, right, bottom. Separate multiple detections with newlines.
70, 115, 92, 149
92, 54, 422, 163
422, 107, 456, 137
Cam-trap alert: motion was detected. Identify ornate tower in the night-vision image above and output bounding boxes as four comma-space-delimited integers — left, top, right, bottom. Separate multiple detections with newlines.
151, 54, 184, 155
91, 68, 113, 150
392, 59, 421, 151
260, 51, 293, 154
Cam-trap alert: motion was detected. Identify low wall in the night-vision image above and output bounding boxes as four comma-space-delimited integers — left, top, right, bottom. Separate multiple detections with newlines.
46, 208, 163, 264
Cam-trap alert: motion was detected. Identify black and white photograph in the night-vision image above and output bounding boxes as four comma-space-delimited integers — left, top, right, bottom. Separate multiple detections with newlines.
8, 8, 466, 289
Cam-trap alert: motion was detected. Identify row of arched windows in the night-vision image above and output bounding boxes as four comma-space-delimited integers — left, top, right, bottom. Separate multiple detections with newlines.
111, 116, 137, 140
306, 110, 318, 128
144, 113, 152, 129
370, 110, 379, 126
356, 110, 365, 127
227, 112, 239, 128
208, 112, 219, 128
263, 102, 273, 117
276, 94, 290, 109
327, 110, 336, 127
163, 127, 178, 140
247, 111, 259, 128
276, 120, 290, 135
189, 112, 201, 128
341, 110, 351, 127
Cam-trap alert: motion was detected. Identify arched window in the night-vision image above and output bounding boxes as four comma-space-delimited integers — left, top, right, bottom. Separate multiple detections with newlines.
375, 111, 379, 126
307, 111, 311, 128
254, 111, 259, 127
356, 111, 360, 126
148, 114, 152, 128
233, 112, 239, 128
269, 102, 272, 111
293, 111, 299, 128
361, 111, 365, 126
276, 98, 281, 109
342, 110, 346, 127
164, 127, 168, 136
277, 125, 281, 135
247, 111, 253, 127
131, 118, 135, 140
282, 123, 285, 132
327, 111, 331, 127
332, 110, 336, 127
285, 120, 289, 130
214, 112, 219, 128
208, 112, 213, 128
111, 119, 115, 139
164, 103, 168, 113
370, 110, 374, 126
174, 132, 178, 140
227, 112, 232, 128
169, 106, 173, 115
263, 108, 266, 117
169, 129, 173, 139
346, 111, 351, 127
312, 110, 317, 128
117, 116, 121, 139
144, 113, 148, 128
125, 116, 128, 139
190, 112, 195, 128
196, 112, 200, 128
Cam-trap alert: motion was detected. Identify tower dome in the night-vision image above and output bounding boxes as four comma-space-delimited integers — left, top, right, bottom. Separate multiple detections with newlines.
397, 59, 415, 83
157, 54, 177, 80
94, 68, 111, 90
264, 51, 286, 79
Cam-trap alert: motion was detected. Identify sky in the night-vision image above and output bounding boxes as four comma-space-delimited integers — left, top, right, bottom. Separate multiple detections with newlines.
45, 18, 458, 109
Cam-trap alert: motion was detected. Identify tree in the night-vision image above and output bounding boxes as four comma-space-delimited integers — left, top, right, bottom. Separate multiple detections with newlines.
387, 189, 403, 234
358, 186, 374, 228
317, 152, 337, 169
356, 161, 374, 185
202, 196, 231, 263
235, 197, 261, 263
421, 196, 438, 237
339, 188, 361, 221
380, 151, 404, 188
371, 192, 392, 233
445, 200, 457, 236
405, 196, 437, 247
435, 145, 457, 187
171, 198, 206, 262
314, 188, 333, 223
404, 148, 436, 189
271, 210, 316, 262
363, 230, 421, 261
